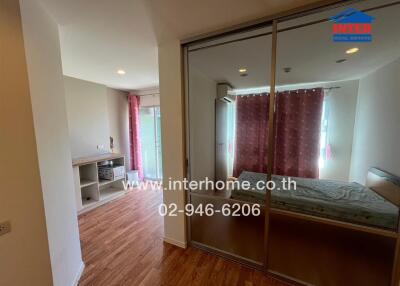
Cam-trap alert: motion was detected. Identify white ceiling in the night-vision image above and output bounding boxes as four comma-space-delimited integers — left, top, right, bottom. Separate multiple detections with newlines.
38, 0, 323, 91
39, 0, 158, 90
189, 1, 400, 89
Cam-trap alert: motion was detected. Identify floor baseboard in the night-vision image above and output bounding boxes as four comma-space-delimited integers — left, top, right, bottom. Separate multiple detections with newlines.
163, 236, 187, 249
72, 261, 85, 286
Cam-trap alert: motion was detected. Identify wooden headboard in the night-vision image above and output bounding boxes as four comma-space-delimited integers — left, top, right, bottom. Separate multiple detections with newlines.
366, 167, 400, 207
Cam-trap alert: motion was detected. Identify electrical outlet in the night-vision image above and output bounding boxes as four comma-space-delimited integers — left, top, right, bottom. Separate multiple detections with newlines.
0, 221, 11, 236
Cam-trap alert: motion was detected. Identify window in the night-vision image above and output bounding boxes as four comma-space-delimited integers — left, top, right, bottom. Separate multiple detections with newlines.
319, 99, 329, 170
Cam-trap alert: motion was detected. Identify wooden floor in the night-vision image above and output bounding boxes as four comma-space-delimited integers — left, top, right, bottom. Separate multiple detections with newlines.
78, 186, 290, 286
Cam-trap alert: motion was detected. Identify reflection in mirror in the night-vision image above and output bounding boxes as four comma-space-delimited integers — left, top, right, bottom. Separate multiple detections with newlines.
187, 26, 272, 264
272, 0, 400, 229
186, 1, 400, 282
267, 1, 400, 285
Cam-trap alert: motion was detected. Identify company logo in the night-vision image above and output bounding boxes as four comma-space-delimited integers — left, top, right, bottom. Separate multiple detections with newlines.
330, 8, 375, 42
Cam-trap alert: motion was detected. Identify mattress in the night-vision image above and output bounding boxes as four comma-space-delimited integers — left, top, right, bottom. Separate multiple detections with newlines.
230, 171, 399, 230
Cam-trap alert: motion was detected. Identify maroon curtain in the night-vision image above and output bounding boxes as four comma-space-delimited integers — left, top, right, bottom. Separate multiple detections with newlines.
233, 88, 324, 179
274, 88, 324, 178
128, 95, 143, 180
233, 93, 269, 177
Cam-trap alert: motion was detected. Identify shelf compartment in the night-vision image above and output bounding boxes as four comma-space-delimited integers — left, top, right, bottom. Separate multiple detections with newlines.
97, 157, 125, 168
99, 187, 125, 201
82, 196, 98, 207
79, 163, 98, 188
99, 177, 125, 187
81, 183, 99, 208
80, 179, 97, 188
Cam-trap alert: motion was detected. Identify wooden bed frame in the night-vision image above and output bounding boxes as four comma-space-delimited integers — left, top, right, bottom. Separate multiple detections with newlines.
267, 167, 400, 286
268, 168, 400, 236
366, 168, 400, 286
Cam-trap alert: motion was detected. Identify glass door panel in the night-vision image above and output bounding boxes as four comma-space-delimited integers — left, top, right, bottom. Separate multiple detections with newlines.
140, 107, 162, 180
268, 1, 399, 285
187, 25, 273, 265
155, 107, 163, 179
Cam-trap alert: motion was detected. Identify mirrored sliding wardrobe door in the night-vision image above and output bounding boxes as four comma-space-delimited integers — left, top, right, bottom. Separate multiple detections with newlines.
186, 25, 273, 266
267, 0, 400, 285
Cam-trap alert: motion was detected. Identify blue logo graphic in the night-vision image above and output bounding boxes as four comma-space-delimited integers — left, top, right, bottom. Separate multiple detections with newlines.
330, 8, 375, 42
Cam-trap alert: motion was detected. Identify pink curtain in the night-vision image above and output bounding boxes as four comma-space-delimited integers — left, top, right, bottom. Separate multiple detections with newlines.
274, 88, 324, 178
128, 95, 143, 180
233, 88, 324, 179
233, 93, 270, 177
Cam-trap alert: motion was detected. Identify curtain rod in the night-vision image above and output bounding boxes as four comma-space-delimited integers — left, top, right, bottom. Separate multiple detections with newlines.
237, 86, 340, 95
323, 86, 340, 90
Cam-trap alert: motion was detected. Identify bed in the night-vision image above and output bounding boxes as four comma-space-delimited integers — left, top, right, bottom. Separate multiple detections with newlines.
230, 168, 400, 231
230, 167, 400, 285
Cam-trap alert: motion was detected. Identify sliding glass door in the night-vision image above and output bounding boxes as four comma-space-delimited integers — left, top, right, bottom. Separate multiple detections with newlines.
267, 2, 400, 285
186, 25, 273, 266
139, 106, 163, 180
185, 1, 400, 285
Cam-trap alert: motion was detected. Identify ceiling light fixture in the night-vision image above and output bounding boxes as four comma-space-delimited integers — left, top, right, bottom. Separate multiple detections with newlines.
346, 47, 359, 54
238, 68, 247, 73
117, 69, 126, 75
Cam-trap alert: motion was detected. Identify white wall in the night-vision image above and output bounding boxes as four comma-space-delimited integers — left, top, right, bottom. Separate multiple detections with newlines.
159, 39, 186, 247
134, 87, 160, 107
64, 76, 111, 158
0, 1, 53, 285
20, 1, 84, 285
188, 68, 216, 181
350, 58, 400, 184
64, 76, 130, 164
140, 94, 160, 107
319, 80, 359, 181
107, 88, 131, 170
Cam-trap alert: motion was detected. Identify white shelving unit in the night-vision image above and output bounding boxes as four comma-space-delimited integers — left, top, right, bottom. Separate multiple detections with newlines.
80, 179, 97, 188
72, 153, 126, 214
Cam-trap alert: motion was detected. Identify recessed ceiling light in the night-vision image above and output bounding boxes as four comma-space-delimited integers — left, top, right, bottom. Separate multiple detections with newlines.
238, 68, 247, 73
346, 47, 359, 54
117, 69, 126, 75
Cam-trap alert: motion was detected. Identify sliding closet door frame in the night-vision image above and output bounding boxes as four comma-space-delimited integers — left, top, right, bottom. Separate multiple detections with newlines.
182, 20, 293, 273
266, 2, 400, 281
182, 0, 357, 46
183, 24, 275, 270
264, 20, 277, 269
181, 0, 360, 276
183, 44, 192, 250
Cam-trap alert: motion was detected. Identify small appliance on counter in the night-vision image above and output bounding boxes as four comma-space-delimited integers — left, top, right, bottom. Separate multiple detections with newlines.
98, 161, 125, 181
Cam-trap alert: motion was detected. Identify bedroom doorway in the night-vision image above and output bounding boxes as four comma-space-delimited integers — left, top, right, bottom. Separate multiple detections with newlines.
139, 106, 163, 180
